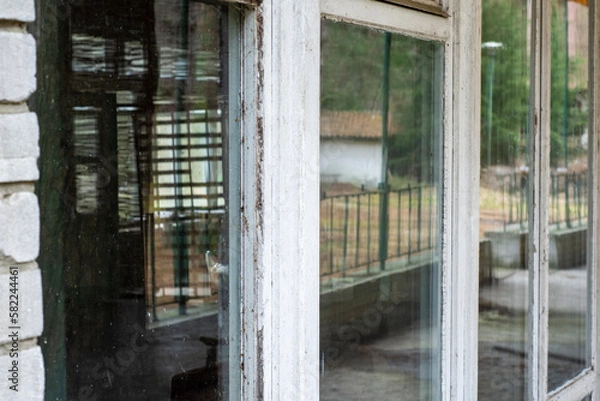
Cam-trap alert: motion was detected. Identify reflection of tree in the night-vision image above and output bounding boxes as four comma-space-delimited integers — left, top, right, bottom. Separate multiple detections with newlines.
481, 0, 529, 167
481, 0, 588, 167
320, 21, 438, 184
550, 0, 588, 166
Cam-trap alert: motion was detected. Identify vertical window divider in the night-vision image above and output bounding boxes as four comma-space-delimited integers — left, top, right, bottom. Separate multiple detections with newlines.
589, 0, 600, 398
528, 0, 552, 399
239, 1, 320, 399
227, 6, 242, 400
447, 0, 480, 400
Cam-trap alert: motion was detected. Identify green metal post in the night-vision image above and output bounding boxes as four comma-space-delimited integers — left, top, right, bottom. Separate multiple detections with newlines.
408, 184, 413, 263
329, 197, 334, 274
565, 174, 571, 228
577, 174, 582, 224
486, 57, 494, 167
173, 0, 190, 315
150, 214, 158, 321
397, 191, 402, 255
428, 187, 433, 249
417, 186, 422, 251
367, 193, 372, 272
355, 195, 361, 268
483, 42, 502, 167
342, 195, 349, 277
379, 32, 391, 271
563, 0, 569, 169
551, 174, 557, 226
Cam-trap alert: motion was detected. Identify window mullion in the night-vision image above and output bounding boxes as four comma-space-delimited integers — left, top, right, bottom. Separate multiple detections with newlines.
446, 0, 480, 400
528, 0, 551, 399
239, 1, 320, 400
589, 0, 600, 399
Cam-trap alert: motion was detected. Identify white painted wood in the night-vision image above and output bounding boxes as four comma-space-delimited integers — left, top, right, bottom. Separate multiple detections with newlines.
227, 7, 242, 401
238, 0, 320, 399
446, 0, 480, 400
528, 0, 551, 399
321, 0, 450, 42
589, 1, 600, 400
372, 0, 449, 17
440, 38, 453, 401
547, 369, 595, 401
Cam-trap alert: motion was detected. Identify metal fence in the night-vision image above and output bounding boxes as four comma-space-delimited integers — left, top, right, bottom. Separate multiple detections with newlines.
502, 171, 588, 230
145, 211, 225, 322
320, 185, 437, 278
320, 170, 588, 279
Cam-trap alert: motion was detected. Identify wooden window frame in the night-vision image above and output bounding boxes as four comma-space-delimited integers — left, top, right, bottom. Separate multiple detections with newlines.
235, 0, 600, 400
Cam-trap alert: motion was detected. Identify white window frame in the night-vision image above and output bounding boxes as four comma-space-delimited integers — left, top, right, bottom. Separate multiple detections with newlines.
319, 1, 480, 401
237, 1, 321, 399
529, 2, 599, 400
235, 0, 479, 399
233, 0, 600, 400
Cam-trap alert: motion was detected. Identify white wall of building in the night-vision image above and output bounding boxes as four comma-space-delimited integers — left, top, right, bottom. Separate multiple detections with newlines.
320, 139, 382, 189
0, 1, 44, 400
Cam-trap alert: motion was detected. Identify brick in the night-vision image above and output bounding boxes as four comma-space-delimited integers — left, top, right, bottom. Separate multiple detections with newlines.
0, 158, 39, 183
0, 346, 44, 401
0, 0, 35, 22
0, 32, 36, 102
0, 113, 39, 159
0, 193, 39, 263
0, 113, 39, 183
0, 268, 43, 343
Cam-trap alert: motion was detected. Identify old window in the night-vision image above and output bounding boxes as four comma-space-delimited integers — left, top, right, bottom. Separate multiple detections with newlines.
36, 1, 240, 400
32, 0, 600, 399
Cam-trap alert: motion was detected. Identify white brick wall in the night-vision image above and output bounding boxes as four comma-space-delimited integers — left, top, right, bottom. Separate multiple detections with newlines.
0, 113, 40, 183
0, 347, 44, 401
0, 114, 39, 160
0, 32, 36, 103
0, 268, 43, 340
0, 0, 35, 22
0, 2, 43, 400
0, 193, 40, 264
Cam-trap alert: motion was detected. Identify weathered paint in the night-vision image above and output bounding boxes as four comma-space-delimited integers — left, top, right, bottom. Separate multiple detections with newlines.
239, 0, 320, 399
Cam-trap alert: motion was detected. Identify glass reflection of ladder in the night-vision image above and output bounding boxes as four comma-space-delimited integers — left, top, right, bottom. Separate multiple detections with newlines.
150, 105, 225, 316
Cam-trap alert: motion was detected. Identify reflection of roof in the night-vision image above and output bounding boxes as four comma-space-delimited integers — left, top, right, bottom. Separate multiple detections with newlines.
320, 111, 384, 140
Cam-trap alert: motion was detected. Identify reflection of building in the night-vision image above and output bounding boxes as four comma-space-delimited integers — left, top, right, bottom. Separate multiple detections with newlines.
320, 111, 386, 189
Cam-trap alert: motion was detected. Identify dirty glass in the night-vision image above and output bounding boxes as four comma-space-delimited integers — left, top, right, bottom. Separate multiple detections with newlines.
319, 19, 443, 400
35, 1, 238, 400
548, 0, 589, 391
478, 0, 531, 399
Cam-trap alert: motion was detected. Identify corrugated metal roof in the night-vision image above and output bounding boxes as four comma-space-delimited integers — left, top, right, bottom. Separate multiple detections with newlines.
320, 110, 385, 140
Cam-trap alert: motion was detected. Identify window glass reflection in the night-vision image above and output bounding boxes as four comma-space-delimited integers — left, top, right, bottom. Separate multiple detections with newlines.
37, 1, 234, 400
548, 0, 589, 390
478, 0, 530, 399
319, 19, 443, 400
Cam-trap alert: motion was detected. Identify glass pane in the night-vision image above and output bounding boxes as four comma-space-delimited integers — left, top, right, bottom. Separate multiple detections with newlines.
478, 0, 531, 399
36, 1, 237, 400
548, 0, 589, 390
319, 19, 442, 400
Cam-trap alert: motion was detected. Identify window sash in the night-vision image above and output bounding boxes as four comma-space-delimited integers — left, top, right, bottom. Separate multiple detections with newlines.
373, 0, 449, 17
236, 0, 600, 399
530, 1, 598, 399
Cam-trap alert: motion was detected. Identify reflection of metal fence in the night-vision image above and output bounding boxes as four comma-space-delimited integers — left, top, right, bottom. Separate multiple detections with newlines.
320, 185, 437, 278
502, 171, 588, 230
145, 211, 224, 322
